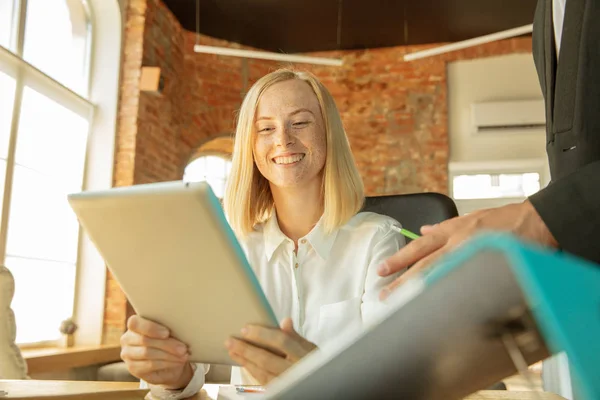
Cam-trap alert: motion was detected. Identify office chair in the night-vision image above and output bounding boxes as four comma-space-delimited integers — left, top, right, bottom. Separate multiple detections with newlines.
362, 192, 459, 241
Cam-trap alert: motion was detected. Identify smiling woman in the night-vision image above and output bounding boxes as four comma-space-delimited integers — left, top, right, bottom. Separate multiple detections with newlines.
225, 69, 363, 237
119, 69, 407, 399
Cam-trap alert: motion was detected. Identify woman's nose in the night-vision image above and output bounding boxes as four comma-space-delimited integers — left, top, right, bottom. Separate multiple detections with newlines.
275, 126, 294, 146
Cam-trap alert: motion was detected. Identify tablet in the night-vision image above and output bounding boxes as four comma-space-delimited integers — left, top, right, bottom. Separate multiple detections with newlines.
68, 181, 278, 365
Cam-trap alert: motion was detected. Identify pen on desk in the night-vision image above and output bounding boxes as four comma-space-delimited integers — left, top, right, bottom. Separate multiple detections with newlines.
236, 386, 266, 393
391, 225, 421, 240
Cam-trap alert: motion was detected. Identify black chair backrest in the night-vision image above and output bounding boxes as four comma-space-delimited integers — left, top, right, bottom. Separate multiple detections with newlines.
362, 193, 459, 242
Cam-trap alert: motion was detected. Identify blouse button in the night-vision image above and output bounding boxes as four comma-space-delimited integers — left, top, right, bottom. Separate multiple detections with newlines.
295, 263, 299, 269
300, 239, 307, 244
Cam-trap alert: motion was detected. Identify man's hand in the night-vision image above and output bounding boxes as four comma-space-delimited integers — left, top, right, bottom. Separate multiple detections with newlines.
225, 318, 317, 385
378, 200, 558, 299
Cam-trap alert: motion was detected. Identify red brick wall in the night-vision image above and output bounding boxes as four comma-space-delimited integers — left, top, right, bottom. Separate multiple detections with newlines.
178, 34, 531, 195
104, 0, 533, 343
134, 0, 186, 184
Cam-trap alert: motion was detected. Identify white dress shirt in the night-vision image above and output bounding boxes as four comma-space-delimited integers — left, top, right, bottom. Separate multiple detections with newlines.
553, 0, 567, 55
232, 211, 405, 384
148, 211, 405, 398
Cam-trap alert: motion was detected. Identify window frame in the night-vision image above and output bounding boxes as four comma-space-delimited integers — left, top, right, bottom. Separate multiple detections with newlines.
0, 0, 122, 347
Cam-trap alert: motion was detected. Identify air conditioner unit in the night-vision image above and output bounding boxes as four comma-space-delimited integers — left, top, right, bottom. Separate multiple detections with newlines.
471, 99, 546, 134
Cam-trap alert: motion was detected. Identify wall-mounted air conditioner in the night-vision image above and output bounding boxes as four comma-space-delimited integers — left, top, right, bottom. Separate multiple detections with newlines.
471, 99, 545, 134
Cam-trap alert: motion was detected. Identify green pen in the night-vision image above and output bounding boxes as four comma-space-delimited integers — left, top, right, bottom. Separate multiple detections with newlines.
391, 225, 421, 240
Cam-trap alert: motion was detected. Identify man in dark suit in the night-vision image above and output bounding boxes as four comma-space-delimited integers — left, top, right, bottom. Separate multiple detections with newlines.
379, 0, 600, 297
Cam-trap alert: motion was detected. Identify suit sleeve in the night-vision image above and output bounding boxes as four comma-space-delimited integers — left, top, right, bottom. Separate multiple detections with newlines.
529, 160, 600, 264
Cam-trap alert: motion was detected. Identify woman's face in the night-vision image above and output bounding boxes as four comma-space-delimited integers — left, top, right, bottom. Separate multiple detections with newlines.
253, 79, 327, 190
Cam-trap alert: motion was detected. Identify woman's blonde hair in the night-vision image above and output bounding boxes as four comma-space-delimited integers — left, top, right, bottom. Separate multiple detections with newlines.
223, 69, 364, 237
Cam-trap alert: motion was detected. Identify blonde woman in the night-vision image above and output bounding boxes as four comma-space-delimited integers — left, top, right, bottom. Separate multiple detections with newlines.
120, 69, 406, 398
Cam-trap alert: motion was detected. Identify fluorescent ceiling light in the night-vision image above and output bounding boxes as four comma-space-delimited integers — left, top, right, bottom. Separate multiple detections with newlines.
404, 24, 534, 61
193, 45, 344, 67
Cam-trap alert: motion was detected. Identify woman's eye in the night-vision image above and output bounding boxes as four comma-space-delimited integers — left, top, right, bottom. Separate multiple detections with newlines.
258, 127, 273, 133
293, 121, 309, 127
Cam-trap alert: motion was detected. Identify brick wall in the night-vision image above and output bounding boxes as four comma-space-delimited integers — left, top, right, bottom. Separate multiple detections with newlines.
103, 0, 533, 343
134, 0, 186, 184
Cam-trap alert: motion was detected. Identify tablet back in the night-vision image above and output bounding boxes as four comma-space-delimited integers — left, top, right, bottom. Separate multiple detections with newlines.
68, 181, 277, 365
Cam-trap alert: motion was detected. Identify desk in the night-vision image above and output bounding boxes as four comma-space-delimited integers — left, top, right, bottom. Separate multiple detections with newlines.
20, 345, 122, 374
0, 380, 146, 399
0, 380, 567, 399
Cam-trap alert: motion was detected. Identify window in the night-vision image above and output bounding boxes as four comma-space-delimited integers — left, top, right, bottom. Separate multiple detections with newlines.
184, 155, 232, 199
0, 71, 16, 216
23, 0, 91, 95
0, 0, 15, 48
452, 173, 541, 200
184, 137, 234, 199
0, 0, 93, 345
449, 160, 549, 216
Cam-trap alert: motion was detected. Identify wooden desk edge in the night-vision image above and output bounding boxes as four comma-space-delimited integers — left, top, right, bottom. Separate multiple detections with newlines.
21, 345, 122, 374
0, 381, 566, 400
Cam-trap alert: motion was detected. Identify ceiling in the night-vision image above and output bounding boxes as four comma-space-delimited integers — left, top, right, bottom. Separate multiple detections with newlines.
163, 0, 538, 53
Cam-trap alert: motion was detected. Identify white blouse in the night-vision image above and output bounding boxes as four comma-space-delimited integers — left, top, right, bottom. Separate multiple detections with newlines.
147, 211, 406, 399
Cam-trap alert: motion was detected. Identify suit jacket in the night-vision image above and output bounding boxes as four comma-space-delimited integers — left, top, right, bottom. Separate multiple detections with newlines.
528, 0, 600, 263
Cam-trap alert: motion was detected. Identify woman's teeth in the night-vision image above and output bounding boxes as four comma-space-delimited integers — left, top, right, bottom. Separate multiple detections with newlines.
273, 154, 305, 165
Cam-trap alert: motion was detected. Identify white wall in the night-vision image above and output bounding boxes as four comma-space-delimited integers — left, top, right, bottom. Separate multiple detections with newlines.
448, 54, 547, 163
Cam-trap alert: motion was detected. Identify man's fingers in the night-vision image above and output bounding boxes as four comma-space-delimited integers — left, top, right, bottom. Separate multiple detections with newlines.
420, 224, 437, 235
380, 237, 470, 300
409, 243, 454, 273
121, 330, 188, 358
378, 257, 430, 301
378, 233, 448, 276
380, 260, 427, 300
127, 315, 170, 339
226, 338, 290, 375
379, 275, 404, 301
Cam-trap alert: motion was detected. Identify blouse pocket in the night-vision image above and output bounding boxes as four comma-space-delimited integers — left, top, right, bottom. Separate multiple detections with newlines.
316, 296, 362, 344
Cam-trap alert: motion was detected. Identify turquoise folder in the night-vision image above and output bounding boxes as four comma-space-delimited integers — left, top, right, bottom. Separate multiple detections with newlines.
425, 233, 600, 399
266, 233, 600, 399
